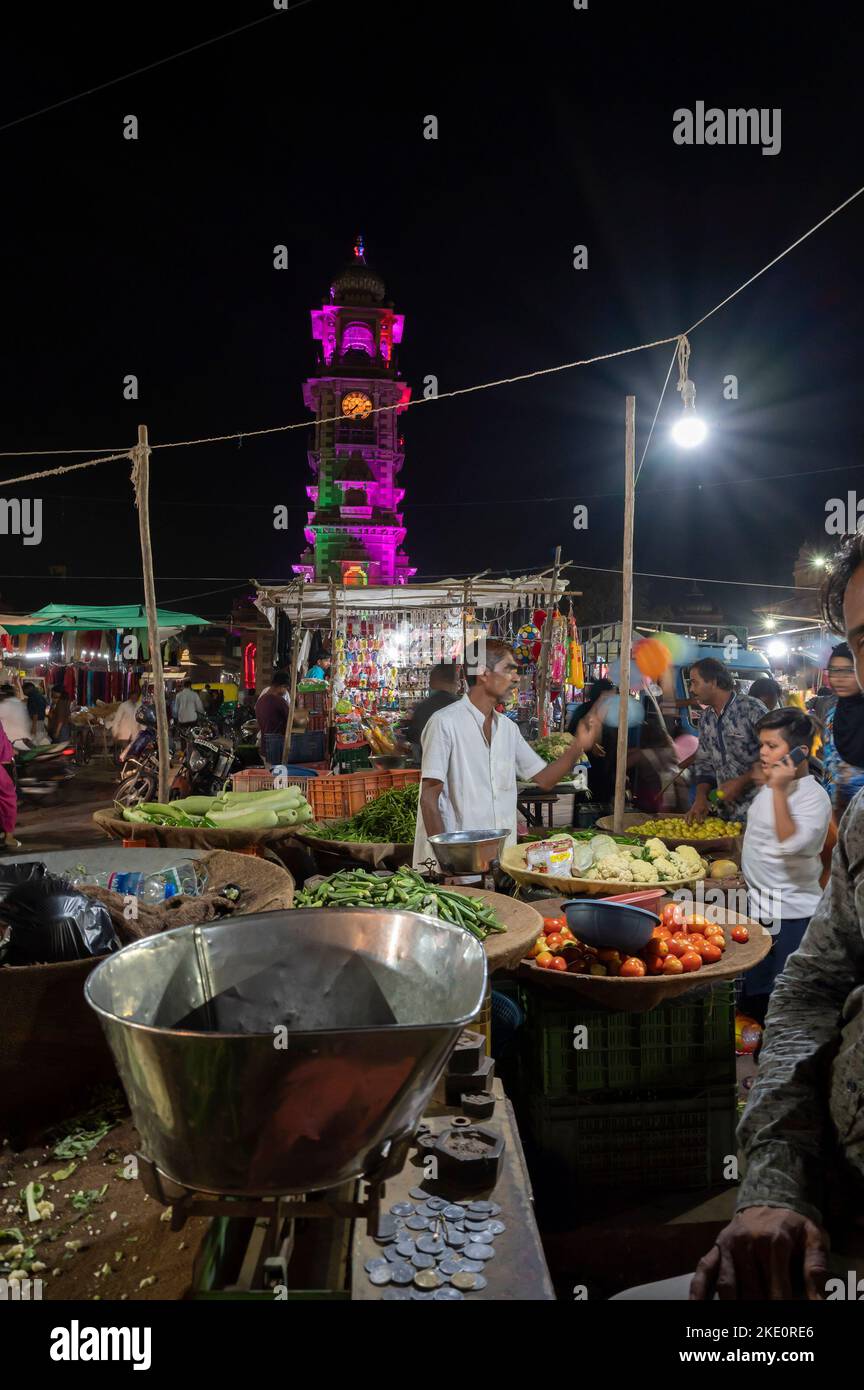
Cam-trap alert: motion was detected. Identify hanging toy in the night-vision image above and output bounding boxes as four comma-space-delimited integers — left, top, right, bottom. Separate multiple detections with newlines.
515, 623, 540, 665
634, 637, 671, 682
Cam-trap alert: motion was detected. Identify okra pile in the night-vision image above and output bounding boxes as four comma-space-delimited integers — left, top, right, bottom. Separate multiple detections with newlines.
293, 866, 506, 942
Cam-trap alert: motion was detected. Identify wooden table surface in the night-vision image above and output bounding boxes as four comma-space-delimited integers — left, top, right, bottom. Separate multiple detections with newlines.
351, 1080, 555, 1301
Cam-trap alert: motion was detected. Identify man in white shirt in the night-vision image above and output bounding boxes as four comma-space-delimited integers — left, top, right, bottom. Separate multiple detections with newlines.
414, 638, 605, 867
173, 681, 205, 738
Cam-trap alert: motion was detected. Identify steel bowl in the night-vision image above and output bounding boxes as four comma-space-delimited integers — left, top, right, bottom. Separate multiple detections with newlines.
427, 829, 510, 875
559, 898, 659, 953
370, 754, 410, 769
85, 908, 487, 1197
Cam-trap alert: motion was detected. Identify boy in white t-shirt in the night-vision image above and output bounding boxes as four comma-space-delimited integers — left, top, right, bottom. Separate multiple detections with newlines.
740, 706, 832, 1021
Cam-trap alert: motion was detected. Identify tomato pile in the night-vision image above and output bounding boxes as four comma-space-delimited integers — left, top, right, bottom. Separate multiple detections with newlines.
526, 904, 749, 978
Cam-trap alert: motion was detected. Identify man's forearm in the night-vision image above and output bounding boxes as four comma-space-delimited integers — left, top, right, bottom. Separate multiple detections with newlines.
420, 786, 445, 837
533, 743, 585, 790
771, 786, 796, 842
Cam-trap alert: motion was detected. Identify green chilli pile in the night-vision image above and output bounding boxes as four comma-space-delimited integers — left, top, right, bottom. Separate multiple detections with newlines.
294, 866, 506, 942
303, 783, 419, 844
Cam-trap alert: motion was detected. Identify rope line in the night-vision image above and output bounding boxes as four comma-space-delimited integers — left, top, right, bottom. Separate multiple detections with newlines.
0, 450, 132, 488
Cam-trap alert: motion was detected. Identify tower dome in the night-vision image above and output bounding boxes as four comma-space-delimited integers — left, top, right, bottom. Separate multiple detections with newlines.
329, 234, 386, 305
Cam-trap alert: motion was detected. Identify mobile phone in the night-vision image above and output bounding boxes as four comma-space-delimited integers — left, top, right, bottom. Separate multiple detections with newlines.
788, 746, 809, 766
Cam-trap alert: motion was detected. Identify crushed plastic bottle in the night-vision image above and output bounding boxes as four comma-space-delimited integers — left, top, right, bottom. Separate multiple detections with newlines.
66, 861, 207, 901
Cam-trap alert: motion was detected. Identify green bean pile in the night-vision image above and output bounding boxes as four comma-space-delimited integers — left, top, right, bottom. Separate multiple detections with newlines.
304, 783, 420, 844
294, 866, 506, 942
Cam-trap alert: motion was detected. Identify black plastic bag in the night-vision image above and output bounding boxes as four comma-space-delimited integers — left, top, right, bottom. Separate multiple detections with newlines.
0, 873, 120, 965
0, 860, 48, 903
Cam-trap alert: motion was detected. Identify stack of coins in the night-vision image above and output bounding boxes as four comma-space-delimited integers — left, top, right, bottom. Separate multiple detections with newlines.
363, 1189, 504, 1300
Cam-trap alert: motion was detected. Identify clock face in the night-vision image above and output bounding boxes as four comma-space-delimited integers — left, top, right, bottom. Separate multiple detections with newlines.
341, 391, 373, 420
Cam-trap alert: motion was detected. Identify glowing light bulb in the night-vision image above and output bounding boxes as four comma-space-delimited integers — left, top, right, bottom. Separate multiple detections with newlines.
672, 412, 708, 448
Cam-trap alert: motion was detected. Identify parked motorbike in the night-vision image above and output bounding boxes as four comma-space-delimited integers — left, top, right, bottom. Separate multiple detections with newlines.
169, 720, 241, 799
13, 739, 77, 800
115, 706, 160, 807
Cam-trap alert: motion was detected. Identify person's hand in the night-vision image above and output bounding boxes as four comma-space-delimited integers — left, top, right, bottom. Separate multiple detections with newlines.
764, 756, 798, 791
690, 1207, 830, 1301
686, 795, 709, 823
591, 742, 606, 758
719, 776, 747, 802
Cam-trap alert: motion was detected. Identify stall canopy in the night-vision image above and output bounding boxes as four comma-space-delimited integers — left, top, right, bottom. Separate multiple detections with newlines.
0, 604, 210, 634
255, 576, 574, 624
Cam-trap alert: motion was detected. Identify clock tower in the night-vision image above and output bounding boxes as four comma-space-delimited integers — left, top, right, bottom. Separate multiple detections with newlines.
293, 238, 416, 586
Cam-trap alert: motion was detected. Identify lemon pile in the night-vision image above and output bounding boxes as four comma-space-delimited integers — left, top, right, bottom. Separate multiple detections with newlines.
634, 816, 742, 840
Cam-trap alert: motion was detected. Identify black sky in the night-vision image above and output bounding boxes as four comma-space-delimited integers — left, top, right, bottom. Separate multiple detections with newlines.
0, 1, 860, 625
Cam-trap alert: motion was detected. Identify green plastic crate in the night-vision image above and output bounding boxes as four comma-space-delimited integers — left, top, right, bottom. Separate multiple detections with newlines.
518, 983, 736, 1098
524, 1084, 738, 1191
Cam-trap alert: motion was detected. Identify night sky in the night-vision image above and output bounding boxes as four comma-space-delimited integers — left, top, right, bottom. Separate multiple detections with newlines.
0, 1, 860, 626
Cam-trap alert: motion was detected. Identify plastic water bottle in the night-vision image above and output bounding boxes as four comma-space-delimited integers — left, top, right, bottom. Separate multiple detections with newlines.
67, 861, 207, 900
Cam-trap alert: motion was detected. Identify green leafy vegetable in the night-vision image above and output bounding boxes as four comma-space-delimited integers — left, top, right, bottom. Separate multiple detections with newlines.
294, 865, 506, 942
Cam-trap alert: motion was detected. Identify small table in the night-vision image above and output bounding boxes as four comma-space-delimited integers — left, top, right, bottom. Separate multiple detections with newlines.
517, 789, 559, 828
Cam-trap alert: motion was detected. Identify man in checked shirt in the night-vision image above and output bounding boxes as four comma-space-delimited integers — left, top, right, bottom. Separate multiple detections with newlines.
685, 658, 767, 823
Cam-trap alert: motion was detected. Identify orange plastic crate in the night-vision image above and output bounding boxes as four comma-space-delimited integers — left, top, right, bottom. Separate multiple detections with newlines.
307, 768, 420, 821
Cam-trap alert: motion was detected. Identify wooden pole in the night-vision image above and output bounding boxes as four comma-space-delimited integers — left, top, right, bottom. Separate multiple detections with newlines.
282, 582, 304, 765
613, 398, 636, 833
132, 424, 171, 804
536, 545, 561, 737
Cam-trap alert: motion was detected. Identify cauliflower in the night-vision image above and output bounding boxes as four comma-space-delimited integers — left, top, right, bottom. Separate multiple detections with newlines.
592, 855, 634, 882
644, 837, 668, 861
674, 844, 704, 874
629, 858, 660, 884
589, 835, 619, 862
653, 856, 680, 880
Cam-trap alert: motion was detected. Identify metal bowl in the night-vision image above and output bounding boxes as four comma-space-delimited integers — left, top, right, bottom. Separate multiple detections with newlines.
85, 908, 487, 1197
559, 898, 659, 953
427, 829, 510, 875
370, 753, 410, 769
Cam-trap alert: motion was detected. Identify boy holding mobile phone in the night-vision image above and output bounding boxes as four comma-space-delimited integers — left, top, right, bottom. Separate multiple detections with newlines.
740, 707, 832, 1020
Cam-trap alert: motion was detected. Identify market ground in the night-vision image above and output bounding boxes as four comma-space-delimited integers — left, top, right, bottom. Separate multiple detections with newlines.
11, 765, 118, 855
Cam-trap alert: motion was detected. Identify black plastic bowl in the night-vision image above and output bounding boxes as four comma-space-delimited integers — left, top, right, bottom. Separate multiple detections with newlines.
559, 899, 659, 953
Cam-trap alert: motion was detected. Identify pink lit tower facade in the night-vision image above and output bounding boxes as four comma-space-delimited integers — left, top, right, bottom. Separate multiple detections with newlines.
293, 238, 416, 586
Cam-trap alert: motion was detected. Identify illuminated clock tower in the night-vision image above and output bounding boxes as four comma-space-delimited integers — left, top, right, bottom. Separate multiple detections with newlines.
293, 238, 415, 585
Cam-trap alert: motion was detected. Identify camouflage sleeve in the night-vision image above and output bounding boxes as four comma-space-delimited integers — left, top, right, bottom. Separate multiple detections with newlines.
735, 800, 864, 1223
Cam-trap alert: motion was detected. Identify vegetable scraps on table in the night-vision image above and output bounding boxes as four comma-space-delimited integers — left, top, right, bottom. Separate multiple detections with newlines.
294, 866, 505, 942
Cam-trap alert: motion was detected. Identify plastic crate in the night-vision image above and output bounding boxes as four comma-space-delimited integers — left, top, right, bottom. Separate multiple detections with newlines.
297, 689, 326, 713
524, 1084, 738, 1190
307, 768, 420, 821
306, 712, 327, 732
519, 983, 736, 1098
288, 730, 326, 763
229, 766, 328, 797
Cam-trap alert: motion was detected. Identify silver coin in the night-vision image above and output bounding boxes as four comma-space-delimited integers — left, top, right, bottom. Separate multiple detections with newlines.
369, 1267, 392, 1286
464, 1243, 495, 1260
416, 1203, 441, 1219
443, 1205, 465, 1221
384, 1245, 406, 1263
467, 1228, 496, 1245
411, 1290, 436, 1300
390, 1202, 415, 1218
444, 1227, 467, 1248
414, 1268, 443, 1290
411, 1252, 436, 1270
468, 1201, 494, 1214
405, 1215, 431, 1231
487, 1204, 501, 1217
381, 1287, 412, 1300
486, 1220, 506, 1236
409, 1186, 430, 1201
456, 1258, 484, 1273
434, 1286, 464, 1300
395, 1239, 416, 1258
364, 1256, 390, 1274
465, 1218, 494, 1231
389, 1262, 415, 1285
425, 1197, 448, 1212
416, 1234, 446, 1255
437, 1257, 463, 1277
451, 1271, 480, 1291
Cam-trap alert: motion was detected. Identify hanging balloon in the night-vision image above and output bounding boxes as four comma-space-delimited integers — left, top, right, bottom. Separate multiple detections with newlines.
656, 631, 697, 665
634, 637, 671, 681
533, 609, 547, 630
602, 694, 646, 730
515, 623, 540, 664
607, 656, 642, 690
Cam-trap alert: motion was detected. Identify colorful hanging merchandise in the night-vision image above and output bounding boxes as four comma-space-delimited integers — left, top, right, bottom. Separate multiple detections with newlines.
568, 615, 585, 688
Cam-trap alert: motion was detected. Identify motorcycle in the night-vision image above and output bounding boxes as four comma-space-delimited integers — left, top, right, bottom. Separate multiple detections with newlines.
13, 739, 77, 799
169, 720, 241, 799
115, 706, 160, 808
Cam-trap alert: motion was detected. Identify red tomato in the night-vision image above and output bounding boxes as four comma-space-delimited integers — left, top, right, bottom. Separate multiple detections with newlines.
687, 935, 708, 952
652, 925, 673, 941
702, 943, 723, 963
597, 949, 623, 966
647, 955, 667, 975
550, 955, 569, 971
731, 925, 750, 943
535, 951, 554, 969
668, 934, 690, 957
544, 933, 564, 951
661, 903, 685, 929
662, 954, 684, 974
543, 916, 566, 934
620, 956, 647, 978
691, 938, 716, 959
679, 950, 703, 972
559, 926, 575, 940
686, 913, 708, 928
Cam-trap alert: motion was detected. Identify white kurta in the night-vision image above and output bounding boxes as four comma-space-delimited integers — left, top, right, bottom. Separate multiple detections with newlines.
413, 696, 547, 868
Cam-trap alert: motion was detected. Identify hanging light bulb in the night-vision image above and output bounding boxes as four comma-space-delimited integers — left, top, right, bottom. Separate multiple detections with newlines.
671, 335, 708, 449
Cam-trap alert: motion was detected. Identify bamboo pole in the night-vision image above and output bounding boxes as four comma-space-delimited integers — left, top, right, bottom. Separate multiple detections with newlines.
536, 545, 561, 737
613, 398, 636, 833
281, 582, 304, 765
131, 424, 171, 804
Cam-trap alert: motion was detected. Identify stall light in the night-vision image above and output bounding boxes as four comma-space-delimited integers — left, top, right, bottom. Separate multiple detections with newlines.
767, 640, 788, 660
671, 337, 708, 449
763, 618, 777, 631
